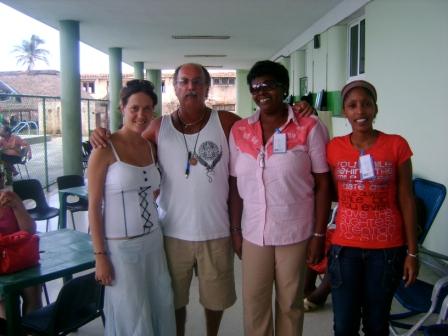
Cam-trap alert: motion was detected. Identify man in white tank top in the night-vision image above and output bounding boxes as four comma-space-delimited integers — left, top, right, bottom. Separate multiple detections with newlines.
143, 63, 240, 336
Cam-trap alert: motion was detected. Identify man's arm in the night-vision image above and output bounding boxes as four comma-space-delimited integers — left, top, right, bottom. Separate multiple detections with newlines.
292, 100, 317, 117
142, 116, 162, 145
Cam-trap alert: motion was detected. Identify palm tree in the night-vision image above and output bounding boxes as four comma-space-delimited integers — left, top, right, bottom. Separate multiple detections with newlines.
12, 34, 50, 71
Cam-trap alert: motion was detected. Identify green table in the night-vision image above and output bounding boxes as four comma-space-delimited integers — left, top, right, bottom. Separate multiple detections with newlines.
58, 185, 88, 229
0, 229, 95, 336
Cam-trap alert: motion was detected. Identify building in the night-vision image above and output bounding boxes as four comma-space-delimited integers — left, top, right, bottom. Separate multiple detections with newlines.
80, 70, 236, 115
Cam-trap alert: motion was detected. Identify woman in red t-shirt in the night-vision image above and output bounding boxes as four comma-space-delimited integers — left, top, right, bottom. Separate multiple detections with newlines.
326, 80, 418, 336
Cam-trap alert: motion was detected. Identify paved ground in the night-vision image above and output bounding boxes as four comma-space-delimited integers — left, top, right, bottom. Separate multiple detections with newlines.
21, 153, 438, 336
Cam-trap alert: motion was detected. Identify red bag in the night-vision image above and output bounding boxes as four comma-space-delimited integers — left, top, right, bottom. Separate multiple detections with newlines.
0, 230, 40, 275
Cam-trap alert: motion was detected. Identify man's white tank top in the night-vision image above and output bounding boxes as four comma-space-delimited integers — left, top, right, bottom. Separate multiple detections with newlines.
157, 109, 230, 241
103, 141, 161, 238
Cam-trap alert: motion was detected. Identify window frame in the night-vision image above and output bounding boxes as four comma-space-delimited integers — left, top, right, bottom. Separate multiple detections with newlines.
348, 17, 366, 80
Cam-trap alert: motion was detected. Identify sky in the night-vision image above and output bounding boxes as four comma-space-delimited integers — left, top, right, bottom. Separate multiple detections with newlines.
0, 3, 133, 74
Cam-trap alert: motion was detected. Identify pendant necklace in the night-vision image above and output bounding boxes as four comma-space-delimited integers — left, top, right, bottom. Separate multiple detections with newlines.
178, 107, 207, 129
178, 109, 207, 178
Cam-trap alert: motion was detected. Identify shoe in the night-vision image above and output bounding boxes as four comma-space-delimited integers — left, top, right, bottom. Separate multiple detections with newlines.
304, 298, 323, 312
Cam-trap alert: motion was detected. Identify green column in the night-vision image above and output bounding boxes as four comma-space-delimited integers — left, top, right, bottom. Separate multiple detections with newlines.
326, 26, 347, 116
290, 50, 306, 100
236, 69, 254, 118
134, 62, 144, 79
109, 48, 122, 132
60, 20, 82, 176
146, 69, 162, 116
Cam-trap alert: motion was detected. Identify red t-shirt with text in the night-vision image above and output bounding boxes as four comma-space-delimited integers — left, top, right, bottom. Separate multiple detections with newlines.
327, 132, 412, 249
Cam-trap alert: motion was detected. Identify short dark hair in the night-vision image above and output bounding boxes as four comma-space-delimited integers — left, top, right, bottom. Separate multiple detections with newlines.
247, 60, 289, 94
120, 79, 158, 108
173, 63, 211, 87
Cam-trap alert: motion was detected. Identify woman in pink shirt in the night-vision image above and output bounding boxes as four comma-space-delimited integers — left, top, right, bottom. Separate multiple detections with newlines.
229, 60, 332, 336
0, 173, 42, 319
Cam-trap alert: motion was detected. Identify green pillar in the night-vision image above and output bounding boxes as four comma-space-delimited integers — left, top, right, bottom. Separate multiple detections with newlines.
290, 50, 306, 100
60, 20, 82, 176
134, 62, 144, 79
236, 69, 254, 118
109, 48, 122, 132
146, 69, 162, 116
326, 25, 347, 116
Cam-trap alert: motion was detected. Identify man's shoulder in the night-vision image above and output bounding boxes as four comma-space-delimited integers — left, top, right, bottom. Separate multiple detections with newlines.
218, 110, 241, 124
217, 110, 241, 137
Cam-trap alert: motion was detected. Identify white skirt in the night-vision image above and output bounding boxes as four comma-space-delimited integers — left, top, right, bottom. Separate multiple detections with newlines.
104, 228, 176, 336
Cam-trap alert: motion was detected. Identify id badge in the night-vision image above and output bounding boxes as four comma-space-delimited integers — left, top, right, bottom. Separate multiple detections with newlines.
358, 154, 376, 180
273, 133, 287, 153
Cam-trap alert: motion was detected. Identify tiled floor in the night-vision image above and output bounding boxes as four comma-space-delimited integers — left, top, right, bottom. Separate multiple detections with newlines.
39, 188, 444, 335
42, 188, 334, 335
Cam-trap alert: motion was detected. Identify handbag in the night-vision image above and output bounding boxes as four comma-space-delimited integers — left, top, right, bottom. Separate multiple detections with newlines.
0, 230, 40, 275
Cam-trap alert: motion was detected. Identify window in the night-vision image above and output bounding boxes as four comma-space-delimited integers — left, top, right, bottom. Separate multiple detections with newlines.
82, 81, 95, 94
212, 77, 235, 86
348, 18, 365, 78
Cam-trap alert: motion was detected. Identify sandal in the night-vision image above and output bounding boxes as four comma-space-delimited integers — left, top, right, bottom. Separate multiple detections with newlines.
304, 298, 323, 312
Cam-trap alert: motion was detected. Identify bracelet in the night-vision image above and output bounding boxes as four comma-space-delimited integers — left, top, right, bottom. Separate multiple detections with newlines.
230, 227, 242, 233
407, 251, 418, 258
94, 251, 108, 255
313, 232, 326, 238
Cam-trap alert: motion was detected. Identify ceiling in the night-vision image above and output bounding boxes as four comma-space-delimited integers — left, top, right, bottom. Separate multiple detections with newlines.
3, 0, 364, 70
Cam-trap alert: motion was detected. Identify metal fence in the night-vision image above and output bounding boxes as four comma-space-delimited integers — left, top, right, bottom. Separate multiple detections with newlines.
0, 93, 109, 189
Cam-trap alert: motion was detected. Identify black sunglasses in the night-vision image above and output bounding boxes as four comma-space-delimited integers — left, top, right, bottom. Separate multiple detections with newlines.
250, 80, 284, 94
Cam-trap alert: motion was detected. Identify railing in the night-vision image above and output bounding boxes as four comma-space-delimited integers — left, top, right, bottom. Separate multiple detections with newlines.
0, 93, 109, 189
12, 121, 39, 135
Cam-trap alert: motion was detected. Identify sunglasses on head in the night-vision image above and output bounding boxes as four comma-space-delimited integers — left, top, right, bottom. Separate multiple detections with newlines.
126, 79, 155, 90
249, 80, 283, 94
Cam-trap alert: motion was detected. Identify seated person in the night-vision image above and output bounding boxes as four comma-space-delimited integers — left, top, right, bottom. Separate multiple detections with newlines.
0, 173, 42, 318
0, 126, 32, 182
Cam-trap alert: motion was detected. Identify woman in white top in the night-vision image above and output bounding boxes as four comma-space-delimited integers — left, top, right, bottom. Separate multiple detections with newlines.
88, 80, 175, 336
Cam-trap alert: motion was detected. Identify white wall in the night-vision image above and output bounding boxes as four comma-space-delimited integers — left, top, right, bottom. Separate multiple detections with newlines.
365, 0, 448, 254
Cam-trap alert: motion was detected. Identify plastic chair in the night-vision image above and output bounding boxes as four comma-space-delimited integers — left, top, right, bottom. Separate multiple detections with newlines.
12, 179, 59, 232
81, 141, 92, 173
15, 146, 30, 179
21, 272, 105, 336
56, 175, 88, 231
389, 177, 447, 335
423, 294, 448, 336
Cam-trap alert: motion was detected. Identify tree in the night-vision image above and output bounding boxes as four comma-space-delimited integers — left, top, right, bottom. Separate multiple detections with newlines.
12, 34, 49, 71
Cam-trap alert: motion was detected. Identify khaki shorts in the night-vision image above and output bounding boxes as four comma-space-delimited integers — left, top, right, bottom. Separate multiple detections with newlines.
164, 236, 236, 311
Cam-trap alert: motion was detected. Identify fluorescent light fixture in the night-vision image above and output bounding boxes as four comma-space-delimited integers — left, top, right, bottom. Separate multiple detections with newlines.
172, 35, 230, 40
184, 55, 227, 58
